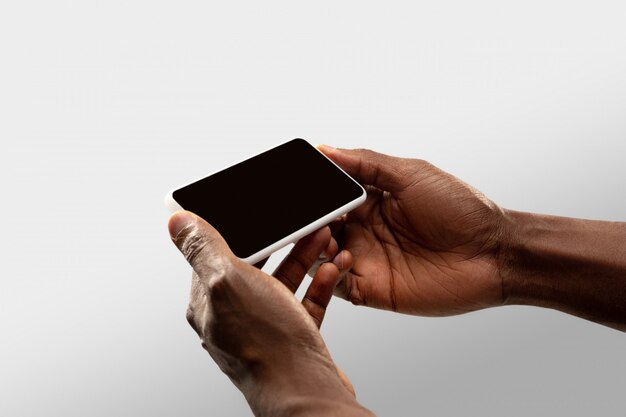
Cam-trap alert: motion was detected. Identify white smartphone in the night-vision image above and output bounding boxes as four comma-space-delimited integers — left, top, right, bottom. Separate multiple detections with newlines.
164, 138, 366, 265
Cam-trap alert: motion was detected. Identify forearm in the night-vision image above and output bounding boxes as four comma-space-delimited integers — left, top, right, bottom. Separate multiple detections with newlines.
500, 210, 626, 331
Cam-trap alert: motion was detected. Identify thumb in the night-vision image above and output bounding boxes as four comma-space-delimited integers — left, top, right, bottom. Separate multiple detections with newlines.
317, 145, 410, 193
168, 211, 234, 273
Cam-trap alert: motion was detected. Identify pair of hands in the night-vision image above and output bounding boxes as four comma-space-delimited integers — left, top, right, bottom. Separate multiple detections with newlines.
168, 146, 507, 415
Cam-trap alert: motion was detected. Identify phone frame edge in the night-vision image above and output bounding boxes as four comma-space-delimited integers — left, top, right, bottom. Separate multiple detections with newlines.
163, 138, 367, 265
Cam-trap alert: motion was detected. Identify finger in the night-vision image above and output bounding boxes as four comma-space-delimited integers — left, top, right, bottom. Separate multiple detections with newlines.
316, 144, 411, 193
308, 242, 351, 278
273, 226, 331, 293
329, 250, 354, 300
168, 211, 234, 279
332, 268, 367, 306
305, 221, 341, 279
333, 269, 352, 300
306, 257, 324, 279
324, 236, 339, 260
306, 235, 337, 279
332, 249, 353, 274
328, 216, 346, 248
302, 262, 342, 328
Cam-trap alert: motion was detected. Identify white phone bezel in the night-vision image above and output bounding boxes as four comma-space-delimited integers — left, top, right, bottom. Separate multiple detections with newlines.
164, 139, 366, 265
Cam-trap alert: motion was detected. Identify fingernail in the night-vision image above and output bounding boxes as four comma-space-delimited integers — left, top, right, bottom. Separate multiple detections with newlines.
168, 211, 195, 239
316, 144, 336, 152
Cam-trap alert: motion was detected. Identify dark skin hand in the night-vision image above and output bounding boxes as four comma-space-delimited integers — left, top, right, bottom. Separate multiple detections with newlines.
168, 145, 626, 416
316, 145, 505, 316
317, 145, 626, 330
168, 212, 374, 417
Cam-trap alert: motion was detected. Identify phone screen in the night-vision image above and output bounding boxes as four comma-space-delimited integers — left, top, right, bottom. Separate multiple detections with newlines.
172, 139, 364, 259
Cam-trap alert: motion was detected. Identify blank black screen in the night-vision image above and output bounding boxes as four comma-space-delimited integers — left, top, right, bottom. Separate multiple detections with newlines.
172, 139, 364, 259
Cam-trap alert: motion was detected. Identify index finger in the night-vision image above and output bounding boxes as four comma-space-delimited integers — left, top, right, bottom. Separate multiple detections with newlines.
273, 226, 332, 293
316, 145, 410, 193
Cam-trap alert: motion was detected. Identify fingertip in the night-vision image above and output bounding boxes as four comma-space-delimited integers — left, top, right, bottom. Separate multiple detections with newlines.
318, 260, 340, 276
312, 262, 341, 290
168, 210, 195, 239
315, 144, 336, 154
274, 225, 333, 293
333, 250, 353, 271
313, 226, 333, 255
302, 260, 341, 328
168, 211, 233, 262
323, 236, 339, 259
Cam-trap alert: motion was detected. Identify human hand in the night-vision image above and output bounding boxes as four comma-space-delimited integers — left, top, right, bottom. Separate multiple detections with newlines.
168, 211, 373, 417
317, 145, 506, 316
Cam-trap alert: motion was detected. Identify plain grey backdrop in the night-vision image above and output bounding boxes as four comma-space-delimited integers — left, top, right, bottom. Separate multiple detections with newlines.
1, 1, 625, 416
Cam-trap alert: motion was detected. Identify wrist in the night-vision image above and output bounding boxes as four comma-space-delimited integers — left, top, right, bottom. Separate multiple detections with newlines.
497, 209, 573, 307
497, 209, 537, 307
236, 346, 371, 417
249, 395, 374, 417
496, 209, 626, 330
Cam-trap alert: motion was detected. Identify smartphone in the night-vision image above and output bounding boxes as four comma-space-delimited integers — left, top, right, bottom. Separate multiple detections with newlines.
164, 138, 366, 265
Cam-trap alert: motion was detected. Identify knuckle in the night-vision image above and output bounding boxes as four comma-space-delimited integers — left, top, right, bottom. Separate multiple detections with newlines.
348, 293, 363, 306
402, 158, 425, 174
185, 307, 195, 325
302, 296, 325, 329
356, 148, 378, 164
180, 230, 208, 265
185, 306, 201, 335
206, 275, 226, 295
415, 158, 437, 174
317, 262, 338, 285
402, 158, 434, 188
344, 275, 365, 306
205, 259, 235, 295
411, 157, 429, 166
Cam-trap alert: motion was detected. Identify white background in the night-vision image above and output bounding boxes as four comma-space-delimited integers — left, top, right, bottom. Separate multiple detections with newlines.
1, 1, 625, 416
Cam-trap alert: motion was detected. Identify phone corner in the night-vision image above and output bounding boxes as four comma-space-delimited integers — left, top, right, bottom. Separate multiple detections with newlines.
164, 190, 183, 213
357, 184, 368, 203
